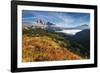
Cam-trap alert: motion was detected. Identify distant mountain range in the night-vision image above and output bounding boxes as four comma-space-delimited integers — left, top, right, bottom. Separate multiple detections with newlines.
63, 24, 89, 30
75, 24, 89, 29
23, 19, 62, 31
23, 19, 89, 31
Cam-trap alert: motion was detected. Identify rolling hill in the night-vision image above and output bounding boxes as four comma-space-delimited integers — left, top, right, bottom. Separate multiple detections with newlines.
22, 28, 83, 62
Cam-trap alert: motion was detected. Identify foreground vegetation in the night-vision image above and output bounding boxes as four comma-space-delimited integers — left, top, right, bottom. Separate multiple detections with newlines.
22, 28, 88, 62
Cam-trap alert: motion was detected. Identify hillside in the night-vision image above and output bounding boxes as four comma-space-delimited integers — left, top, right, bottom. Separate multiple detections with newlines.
22, 35, 81, 62
22, 28, 85, 62
72, 29, 90, 58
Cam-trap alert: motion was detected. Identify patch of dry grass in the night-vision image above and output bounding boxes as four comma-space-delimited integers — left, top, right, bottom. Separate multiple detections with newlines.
22, 35, 81, 62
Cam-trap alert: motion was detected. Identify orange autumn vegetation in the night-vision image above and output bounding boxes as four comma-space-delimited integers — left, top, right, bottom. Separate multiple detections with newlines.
22, 35, 81, 62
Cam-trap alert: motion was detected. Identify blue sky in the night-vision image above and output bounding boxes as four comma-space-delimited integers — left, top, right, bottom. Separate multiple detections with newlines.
22, 10, 90, 28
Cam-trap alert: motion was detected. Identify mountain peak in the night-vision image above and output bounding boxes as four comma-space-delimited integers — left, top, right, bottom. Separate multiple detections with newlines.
75, 24, 89, 29
81, 24, 88, 26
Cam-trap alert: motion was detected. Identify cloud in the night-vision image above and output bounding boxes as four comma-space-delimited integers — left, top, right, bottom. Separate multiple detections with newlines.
22, 10, 90, 28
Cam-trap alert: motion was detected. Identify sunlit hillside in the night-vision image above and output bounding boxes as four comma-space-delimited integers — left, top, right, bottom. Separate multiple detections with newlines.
22, 35, 81, 62
22, 28, 90, 62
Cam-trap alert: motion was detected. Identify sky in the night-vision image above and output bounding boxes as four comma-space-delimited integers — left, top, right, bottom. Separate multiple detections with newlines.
22, 10, 90, 28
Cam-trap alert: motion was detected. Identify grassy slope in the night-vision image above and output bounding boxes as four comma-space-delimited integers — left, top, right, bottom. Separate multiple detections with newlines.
22, 28, 82, 62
